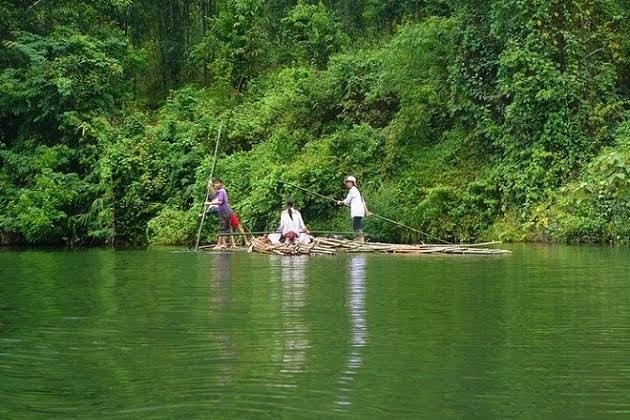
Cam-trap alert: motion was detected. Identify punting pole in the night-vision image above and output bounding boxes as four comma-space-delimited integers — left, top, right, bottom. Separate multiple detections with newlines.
279, 180, 452, 245
194, 122, 223, 251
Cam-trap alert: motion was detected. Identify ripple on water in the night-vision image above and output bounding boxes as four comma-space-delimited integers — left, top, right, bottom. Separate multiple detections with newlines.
1, 247, 629, 417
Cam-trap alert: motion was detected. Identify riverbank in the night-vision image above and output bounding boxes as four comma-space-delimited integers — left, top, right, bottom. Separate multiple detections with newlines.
1, 3, 627, 248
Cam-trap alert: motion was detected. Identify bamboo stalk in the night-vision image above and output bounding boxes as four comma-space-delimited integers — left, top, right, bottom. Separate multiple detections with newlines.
221, 235, 511, 256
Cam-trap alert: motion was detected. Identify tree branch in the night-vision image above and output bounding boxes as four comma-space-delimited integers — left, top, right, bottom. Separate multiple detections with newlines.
28, 0, 45, 11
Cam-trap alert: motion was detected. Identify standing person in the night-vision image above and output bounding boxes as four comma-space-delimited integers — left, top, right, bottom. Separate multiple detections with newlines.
205, 178, 232, 249
337, 175, 369, 243
279, 199, 309, 245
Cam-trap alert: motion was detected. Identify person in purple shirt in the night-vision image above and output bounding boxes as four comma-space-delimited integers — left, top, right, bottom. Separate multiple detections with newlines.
205, 178, 233, 249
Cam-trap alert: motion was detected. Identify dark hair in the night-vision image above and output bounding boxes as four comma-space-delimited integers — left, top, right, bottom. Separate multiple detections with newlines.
287, 198, 294, 219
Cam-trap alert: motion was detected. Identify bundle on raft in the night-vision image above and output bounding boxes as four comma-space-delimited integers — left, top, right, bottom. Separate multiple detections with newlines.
248, 236, 512, 256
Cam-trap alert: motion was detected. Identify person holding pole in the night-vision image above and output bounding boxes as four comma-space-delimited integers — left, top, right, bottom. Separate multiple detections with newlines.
205, 178, 233, 249
194, 122, 223, 251
336, 175, 370, 244
200, 180, 218, 216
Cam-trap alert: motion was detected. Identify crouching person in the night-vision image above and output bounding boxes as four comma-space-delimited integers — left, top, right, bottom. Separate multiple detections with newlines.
279, 199, 310, 245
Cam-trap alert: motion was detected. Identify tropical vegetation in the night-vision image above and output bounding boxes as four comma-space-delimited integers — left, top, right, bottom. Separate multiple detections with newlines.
1, 0, 628, 246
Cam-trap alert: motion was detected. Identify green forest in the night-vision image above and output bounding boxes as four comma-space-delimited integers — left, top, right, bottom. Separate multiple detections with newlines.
1, 0, 628, 247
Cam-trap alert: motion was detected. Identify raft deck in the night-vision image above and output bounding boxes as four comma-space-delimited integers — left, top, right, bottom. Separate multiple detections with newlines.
249, 237, 511, 256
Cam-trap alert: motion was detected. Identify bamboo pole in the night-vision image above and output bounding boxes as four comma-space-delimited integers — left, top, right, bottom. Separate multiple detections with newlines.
241, 235, 512, 256
279, 180, 451, 244
194, 122, 223, 251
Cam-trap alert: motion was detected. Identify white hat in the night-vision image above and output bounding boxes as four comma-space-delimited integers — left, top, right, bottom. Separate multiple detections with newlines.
345, 175, 357, 183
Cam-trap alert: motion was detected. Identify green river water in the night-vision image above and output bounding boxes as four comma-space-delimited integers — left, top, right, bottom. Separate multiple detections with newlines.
1, 245, 629, 418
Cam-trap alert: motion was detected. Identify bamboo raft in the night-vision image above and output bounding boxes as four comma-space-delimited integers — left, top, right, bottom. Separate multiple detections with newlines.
248, 236, 511, 256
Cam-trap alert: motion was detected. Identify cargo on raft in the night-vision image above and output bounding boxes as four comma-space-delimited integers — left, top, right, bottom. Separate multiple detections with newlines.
247, 236, 512, 256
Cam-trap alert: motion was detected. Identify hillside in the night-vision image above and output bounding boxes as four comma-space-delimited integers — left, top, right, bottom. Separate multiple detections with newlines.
1, 0, 628, 246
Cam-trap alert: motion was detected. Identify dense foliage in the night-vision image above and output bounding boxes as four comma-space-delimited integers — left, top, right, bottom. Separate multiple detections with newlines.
1, 0, 628, 246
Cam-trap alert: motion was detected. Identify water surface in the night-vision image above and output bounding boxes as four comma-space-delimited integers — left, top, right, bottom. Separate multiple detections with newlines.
1, 245, 629, 418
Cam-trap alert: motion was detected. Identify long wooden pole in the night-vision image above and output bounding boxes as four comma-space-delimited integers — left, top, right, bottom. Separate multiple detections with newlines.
215, 230, 356, 237
194, 122, 223, 251
279, 180, 451, 245
369, 213, 451, 244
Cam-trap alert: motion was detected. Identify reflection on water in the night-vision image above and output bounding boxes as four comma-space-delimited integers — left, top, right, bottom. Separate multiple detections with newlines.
335, 255, 367, 409
279, 256, 310, 382
210, 253, 231, 302
1, 246, 630, 417
208, 253, 235, 386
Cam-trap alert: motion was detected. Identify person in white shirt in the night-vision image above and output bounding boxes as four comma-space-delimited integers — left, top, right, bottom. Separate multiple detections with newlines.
279, 199, 310, 245
337, 175, 370, 243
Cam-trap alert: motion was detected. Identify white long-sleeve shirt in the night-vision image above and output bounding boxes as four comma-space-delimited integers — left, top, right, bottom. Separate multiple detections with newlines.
279, 209, 307, 235
342, 186, 366, 218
